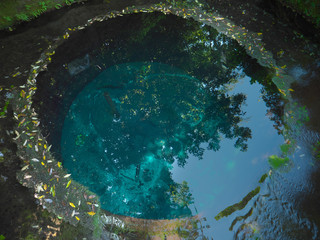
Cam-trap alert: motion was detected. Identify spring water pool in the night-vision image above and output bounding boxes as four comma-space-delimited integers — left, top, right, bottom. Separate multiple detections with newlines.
34, 12, 289, 238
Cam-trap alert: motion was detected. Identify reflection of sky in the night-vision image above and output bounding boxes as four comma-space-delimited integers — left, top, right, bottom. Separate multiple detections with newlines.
171, 75, 284, 239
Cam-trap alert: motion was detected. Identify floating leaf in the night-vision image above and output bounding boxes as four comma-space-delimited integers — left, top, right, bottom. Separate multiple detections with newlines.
257, 32, 263, 36
75, 216, 80, 221
87, 211, 96, 216
57, 162, 62, 168
281, 65, 286, 69
69, 202, 76, 208
66, 180, 71, 188
63, 174, 71, 178
288, 88, 294, 92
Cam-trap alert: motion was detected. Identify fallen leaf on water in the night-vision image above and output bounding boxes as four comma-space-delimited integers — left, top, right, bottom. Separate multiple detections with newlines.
288, 88, 294, 92
63, 174, 71, 178
281, 65, 286, 69
57, 162, 62, 168
257, 32, 263, 36
75, 216, 80, 221
69, 202, 76, 208
31, 158, 39, 162
24, 175, 32, 179
87, 211, 96, 216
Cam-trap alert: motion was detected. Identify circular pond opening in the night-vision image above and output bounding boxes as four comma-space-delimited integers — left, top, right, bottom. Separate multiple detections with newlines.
33, 11, 285, 236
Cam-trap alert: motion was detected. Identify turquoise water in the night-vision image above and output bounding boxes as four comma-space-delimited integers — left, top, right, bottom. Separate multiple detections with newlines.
61, 61, 283, 222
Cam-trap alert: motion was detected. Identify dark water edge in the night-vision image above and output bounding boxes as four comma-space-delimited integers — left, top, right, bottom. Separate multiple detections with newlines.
0, 0, 320, 239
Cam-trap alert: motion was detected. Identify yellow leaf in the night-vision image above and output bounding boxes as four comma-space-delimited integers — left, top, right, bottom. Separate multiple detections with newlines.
43, 184, 47, 190
87, 211, 96, 216
57, 162, 62, 168
38, 195, 45, 199
278, 88, 286, 96
248, 46, 252, 51
66, 180, 71, 188
43, 155, 46, 160
44, 144, 47, 149
257, 32, 263, 36
69, 202, 75, 208
41, 162, 45, 166
288, 88, 294, 92
281, 65, 286, 69
20, 90, 26, 98
75, 216, 80, 221
87, 202, 92, 205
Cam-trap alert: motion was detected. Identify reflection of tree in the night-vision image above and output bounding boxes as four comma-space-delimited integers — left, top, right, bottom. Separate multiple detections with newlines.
170, 181, 194, 208
55, 12, 284, 220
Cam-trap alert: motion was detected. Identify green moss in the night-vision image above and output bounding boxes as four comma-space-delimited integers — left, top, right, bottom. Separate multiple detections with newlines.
268, 155, 289, 169
0, 0, 82, 30
215, 186, 260, 220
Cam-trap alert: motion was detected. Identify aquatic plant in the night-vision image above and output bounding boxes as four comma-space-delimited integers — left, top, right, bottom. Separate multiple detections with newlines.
215, 186, 260, 220
268, 155, 289, 169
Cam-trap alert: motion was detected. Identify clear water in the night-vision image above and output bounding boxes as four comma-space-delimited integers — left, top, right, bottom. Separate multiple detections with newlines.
61, 60, 283, 224
40, 12, 296, 239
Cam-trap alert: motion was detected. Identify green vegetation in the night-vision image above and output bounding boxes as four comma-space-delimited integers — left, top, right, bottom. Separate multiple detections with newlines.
258, 173, 268, 183
268, 155, 289, 169
0, 0, 82, 30
280, 0, 320, 26
0, 235, 5, 240
214, 186, 260, 220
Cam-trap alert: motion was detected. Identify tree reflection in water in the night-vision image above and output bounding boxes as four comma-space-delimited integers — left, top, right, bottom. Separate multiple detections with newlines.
35, 12, 283, 221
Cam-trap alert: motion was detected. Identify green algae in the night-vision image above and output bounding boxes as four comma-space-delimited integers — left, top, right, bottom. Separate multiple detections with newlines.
268, 155, 290, 169
215, 186, 260, 220
258, 173, 268, 183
